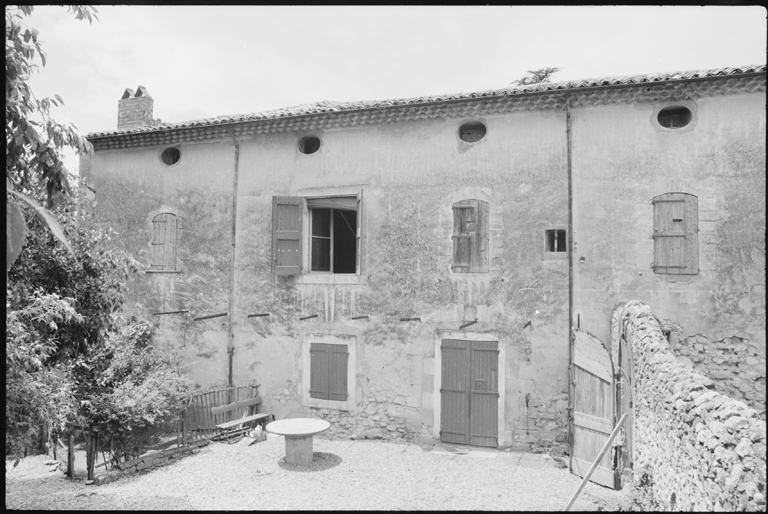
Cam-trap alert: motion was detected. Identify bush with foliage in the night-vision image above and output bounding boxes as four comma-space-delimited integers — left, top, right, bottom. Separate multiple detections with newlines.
5, 290, 82, 460
7, 197, 194, 463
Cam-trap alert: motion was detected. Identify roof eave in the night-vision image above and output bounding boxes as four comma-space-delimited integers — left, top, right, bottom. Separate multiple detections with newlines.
85, 69, 766, 142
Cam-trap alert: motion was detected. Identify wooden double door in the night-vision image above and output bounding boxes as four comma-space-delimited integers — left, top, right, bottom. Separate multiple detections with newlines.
440, 339, 499, 448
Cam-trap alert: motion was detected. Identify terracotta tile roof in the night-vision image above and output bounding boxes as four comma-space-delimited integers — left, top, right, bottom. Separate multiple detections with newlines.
87, 64, 765, 140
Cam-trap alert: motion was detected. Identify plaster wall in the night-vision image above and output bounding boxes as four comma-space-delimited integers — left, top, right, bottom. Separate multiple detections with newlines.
80, 141, 236, 386
225, 111, 572, 448
572, 91, 766, 356
82, 81, 765, 450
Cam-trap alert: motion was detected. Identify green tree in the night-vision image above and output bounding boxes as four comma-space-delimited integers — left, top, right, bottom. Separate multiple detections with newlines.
511, 67, 562, 86
6, 7, 193, 463
6, 5, 98, 271
7, 195, 192, 463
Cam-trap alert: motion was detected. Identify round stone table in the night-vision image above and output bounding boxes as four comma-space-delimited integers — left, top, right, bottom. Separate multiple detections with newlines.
266, 418, 330, 465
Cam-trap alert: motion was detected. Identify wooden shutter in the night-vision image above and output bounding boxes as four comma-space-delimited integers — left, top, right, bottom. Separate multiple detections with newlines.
272, 196, 303, 275
452, 199, 489, 273
356, 190, 362, 275
653, 193, 698, 275
309, 343, 330, 400
329, 344, 349, 401
151, 213, 177, 270
309, 343, 348, 401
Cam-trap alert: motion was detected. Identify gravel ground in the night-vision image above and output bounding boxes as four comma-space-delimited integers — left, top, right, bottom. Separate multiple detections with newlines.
6, 435, 627, 510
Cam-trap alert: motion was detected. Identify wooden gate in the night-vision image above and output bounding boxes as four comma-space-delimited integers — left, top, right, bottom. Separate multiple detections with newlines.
570, 330, 618, 489
440, 339, 498, 447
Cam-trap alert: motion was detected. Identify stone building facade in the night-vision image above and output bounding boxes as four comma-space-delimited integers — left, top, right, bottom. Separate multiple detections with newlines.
81, 65, 765, 452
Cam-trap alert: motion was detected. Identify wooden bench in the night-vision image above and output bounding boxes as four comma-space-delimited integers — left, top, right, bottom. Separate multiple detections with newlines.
211, 397, 273, 443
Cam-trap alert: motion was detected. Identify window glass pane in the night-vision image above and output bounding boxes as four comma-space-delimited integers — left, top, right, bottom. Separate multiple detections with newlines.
333, 209, 357, 274
311, 237, 331, 271
311, 208, 331, 237
546, 229, 566, 252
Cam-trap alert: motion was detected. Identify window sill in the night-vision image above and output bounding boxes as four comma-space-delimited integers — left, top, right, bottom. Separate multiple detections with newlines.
302, 397, 355, 411
543, 252, 568, 260
144, 270, 183, 274
296, 274, 367, 285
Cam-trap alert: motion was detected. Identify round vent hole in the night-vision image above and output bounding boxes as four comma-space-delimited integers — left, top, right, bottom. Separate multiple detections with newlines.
161, 147, 181, 165
459, 122, 486, 143
299, 136, 321, 154
658, 106, 692, 129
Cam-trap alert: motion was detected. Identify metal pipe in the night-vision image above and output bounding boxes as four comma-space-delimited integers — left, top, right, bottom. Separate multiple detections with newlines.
152, 310, 189, 316
566, 94, 576, 473
247, 313, 270, 318
227, 130, 240, 389
193, 312, 228, 322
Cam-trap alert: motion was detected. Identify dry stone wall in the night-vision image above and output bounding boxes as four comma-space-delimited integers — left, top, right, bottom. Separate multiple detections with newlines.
663, 326, 766, 420
612, 301, 766, 511
306, 386, 422, 442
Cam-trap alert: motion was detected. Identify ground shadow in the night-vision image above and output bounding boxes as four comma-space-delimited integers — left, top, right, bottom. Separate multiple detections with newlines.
277, 452, 342, 472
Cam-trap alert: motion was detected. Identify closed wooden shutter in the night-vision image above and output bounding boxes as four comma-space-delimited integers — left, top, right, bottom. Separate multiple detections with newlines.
151, 213, 177, 270
452, 199, 489, 273
653, 193, 698, 275
329, 344, 349, 401
272, 196, 303, 275
309, 343, 349, 401
309, 343, 330, 400
356, 191, 362, 275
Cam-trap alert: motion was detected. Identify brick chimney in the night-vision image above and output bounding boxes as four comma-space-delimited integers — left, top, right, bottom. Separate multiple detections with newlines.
118, 85, 154, 129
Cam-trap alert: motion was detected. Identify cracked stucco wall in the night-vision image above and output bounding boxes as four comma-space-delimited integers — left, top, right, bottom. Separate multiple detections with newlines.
572, 90, 766, 357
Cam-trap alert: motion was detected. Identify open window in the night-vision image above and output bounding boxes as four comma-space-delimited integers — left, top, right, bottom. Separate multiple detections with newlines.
652, 192, 698, 275
452, 199, 489, 273
150, 212, 181, 271
272, 194, 361, 275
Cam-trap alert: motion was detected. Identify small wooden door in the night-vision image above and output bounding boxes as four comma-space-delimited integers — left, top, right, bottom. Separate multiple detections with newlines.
570, 330, 618, 489
440, 339, 498, 448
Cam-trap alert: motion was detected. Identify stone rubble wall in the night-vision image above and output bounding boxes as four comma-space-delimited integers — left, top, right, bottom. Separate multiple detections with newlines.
89, 440, 210, 485
308, 386, 421, 442
664, 327, 766, 420
523, 390, 570, 454
613, 301, 766, 511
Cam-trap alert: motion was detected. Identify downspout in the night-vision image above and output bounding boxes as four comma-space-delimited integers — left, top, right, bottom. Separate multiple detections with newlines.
227, 130, 241, 389
565, 94, 575, 472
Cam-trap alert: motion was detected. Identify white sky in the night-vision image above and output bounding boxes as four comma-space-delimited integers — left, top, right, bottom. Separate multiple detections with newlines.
19, 5, 767, 173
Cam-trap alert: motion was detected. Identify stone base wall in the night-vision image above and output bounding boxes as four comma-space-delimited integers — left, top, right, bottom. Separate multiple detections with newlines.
664, 327, 766, 419
613, 301, 767, 511
309, 386, 422, 442
522, 389, 570, 454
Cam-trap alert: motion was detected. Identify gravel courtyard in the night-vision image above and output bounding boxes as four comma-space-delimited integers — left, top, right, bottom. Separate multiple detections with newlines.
6, 435, 627, 511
